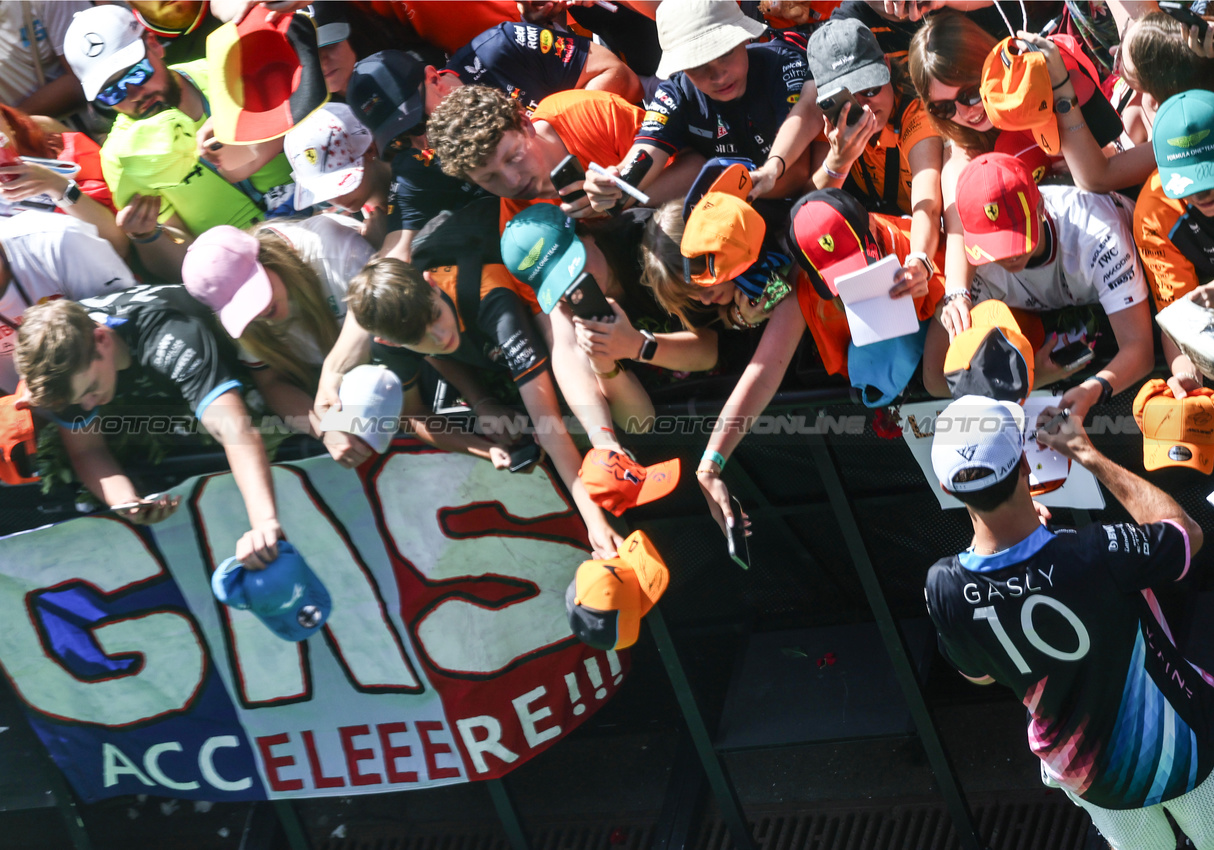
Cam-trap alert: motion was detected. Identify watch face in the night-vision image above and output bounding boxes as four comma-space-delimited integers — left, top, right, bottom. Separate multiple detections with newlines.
1055, 97, 1077, 114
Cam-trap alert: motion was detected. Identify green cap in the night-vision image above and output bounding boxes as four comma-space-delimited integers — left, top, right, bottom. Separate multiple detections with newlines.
1153, 90, 1214, 199
499, 203, 586, 313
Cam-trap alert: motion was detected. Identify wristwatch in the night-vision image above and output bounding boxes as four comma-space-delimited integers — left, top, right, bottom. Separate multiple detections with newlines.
905, 251, 936, 276
55, 180, 82, 208
637, 329, 658, 362
1053, 94, 1079, 115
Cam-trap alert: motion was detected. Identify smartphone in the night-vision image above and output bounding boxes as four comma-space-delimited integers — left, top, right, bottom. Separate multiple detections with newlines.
549, 154, 586, 203
1160, 1, 1210, 40
1051, 341, 1095, 371
564, 271, 614, 321
726, 496, 750, 570
104, 492, 169, 515
816, 87, 864, 127
507, 440, 542, 473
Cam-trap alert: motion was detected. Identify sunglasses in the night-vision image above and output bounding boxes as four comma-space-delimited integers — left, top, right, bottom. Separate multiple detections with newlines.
96, 58, 154, 107
926, 84, 984, 120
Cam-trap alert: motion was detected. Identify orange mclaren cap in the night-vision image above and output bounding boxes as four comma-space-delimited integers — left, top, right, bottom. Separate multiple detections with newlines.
980, 38, 1059, 155
565, 530, 670, 650
943, 300, 1037, 404
0, 382, 37, 486
680, 163, 765, 287
1133, 379, 1214, 473
578, 448, 680, 516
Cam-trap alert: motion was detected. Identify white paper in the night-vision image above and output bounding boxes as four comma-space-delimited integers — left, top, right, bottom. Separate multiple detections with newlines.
833, 253, 918, 346
1021, 396, 1071, 491
899, 394, 1105, 510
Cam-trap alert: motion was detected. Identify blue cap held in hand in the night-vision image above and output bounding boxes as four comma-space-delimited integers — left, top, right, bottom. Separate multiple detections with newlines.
211, 541, 331, 641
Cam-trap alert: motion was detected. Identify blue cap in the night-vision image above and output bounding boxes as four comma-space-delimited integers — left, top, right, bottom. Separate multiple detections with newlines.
211, 541, 331, 641
681, 157, 755, 222
847, 319, 929, 408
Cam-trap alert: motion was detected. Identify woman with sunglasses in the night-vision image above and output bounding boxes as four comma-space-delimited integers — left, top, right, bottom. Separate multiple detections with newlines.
908, 11, 1153, 344
806, 18, 942, 305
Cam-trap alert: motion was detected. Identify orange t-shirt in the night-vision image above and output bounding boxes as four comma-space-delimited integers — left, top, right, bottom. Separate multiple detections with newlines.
846, 97, 939, 216
426, 263, 542, 321
796, 212, 944, 377
1133, 169, 1198, 310
388, 1, 518, 55
500, 90, 644, 232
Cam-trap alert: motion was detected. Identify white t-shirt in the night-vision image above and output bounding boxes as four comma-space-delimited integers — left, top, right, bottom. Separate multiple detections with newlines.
0, 211, 136, 392
241, 214, 373, 367
972, 186, 1148, 316
0, 2, 90, 106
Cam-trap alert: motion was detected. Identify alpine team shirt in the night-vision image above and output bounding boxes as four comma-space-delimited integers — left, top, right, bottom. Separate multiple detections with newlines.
0, 212, 135, 391
372, 264, 549, 390
635, 41, 807, 163
446, 23, 590, 115
60, 284, 245, 426
971, 186, 1149, 315
925, 522, 1214, 810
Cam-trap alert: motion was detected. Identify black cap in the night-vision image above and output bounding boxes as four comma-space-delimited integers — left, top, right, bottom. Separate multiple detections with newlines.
307, 2, 351, 47
806, 18, 890, 96
347, 50, 427, 153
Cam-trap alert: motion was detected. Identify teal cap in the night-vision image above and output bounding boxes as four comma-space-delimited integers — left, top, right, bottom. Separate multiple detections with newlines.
500, 203, 586, 313
1153, 90, 1214, 199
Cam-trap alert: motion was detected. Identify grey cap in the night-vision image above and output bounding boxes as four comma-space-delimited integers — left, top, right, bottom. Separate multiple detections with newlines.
806, 18, 890, 96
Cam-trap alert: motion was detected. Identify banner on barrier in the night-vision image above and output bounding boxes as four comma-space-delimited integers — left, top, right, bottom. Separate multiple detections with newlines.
0, 443, 624, 802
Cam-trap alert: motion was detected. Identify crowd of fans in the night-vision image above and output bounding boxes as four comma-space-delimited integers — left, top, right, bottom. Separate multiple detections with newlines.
5, 0, 1214, 844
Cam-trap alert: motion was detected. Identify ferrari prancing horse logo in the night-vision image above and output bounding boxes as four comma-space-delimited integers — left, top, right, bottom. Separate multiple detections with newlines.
984, 203, 999, 222
818, 235, 835, 252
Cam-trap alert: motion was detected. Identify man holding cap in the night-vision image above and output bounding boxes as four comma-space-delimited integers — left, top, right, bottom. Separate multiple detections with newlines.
584, 0, 820, 211
926, 395, 1214, 850
14, 287, 285, 570
923, 151, 1153, 420
1134, 90, 1214, 400
63, 5, 294, 238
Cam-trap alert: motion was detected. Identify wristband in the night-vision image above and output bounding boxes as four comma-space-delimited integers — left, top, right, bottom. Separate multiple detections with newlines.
592, 361, 622, 379
823, 164, 846, 180
1090, 375, 1113, 405
1051, 73, 1071, 90
701, 449, 726, 471
129, 225, 163, 244
766, 154, 786, 179
941, 290, 972, 305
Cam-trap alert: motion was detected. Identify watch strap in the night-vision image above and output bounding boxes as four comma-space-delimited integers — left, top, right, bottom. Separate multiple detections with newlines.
638, 329, 658, 362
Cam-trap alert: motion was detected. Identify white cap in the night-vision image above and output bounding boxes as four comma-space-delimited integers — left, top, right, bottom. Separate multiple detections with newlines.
319, 365, 402, 454
930, 395, 1026, 494
655, 0, 767, 79
284, 103, 373, 210
64, 6, 147, 102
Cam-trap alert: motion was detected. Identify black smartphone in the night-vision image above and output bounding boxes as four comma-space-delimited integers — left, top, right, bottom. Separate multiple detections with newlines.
816, 86, 864, 127
507, 440, 542, 473
1051, 341, 1095, 371
1160, 1, 1210, 40
564, 271, 614, 321
549, 154, 586, 203
726, 496, 750, 570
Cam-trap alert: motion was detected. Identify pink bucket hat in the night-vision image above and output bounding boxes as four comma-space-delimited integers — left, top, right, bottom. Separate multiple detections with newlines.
182, 225, 272, 338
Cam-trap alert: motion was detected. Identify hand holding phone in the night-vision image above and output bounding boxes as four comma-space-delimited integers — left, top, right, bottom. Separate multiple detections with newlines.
1051, 341, 1094, 372
507, 440, 543, 473
1161, 1, 1211, 41
726, 496, 751, 570
817, 87, 864, 128
564, 272, 614, 321
550, 154, 587, 203
107, 492, 181, 525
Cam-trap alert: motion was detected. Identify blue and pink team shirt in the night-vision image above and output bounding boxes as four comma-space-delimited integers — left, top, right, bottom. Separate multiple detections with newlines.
926, 521, 1214, 810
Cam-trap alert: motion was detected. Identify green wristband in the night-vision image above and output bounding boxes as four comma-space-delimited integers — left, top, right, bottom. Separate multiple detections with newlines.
701, 450, 726, 471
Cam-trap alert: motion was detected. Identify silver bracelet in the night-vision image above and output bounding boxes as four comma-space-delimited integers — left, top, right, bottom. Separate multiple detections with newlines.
823, 164, 847, 180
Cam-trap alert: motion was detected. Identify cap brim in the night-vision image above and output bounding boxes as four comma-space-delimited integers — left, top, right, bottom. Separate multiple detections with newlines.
316, 22, 350, 46
1161, 164, 1214, 200
1032, 116, 1061, 157
962, 215, 1040, 264
318, 406, 398, 454
292, 163, 365, 209
217, 264, 274, 338
1143, 439, 1214, 473
83, 39, 148, 101
369, 91, 426, 153
535, 234, 588, 313
616, 531, 670, 609
655, 20, 766, 79
633, 458, 680, 506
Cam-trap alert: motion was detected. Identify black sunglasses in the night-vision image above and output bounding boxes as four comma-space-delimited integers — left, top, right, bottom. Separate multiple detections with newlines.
926, 84, 984, 120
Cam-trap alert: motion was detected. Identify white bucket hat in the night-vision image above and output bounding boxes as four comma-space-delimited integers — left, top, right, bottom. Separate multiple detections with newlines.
655, 0, 767, 79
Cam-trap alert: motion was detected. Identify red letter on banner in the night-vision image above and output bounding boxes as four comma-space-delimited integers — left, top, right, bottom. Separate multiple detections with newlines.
416, 721, 460, 780
339, 725, 382, 787
301, 730, 345, 789
377, 723, 418, 784
256, 734, 303, 791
